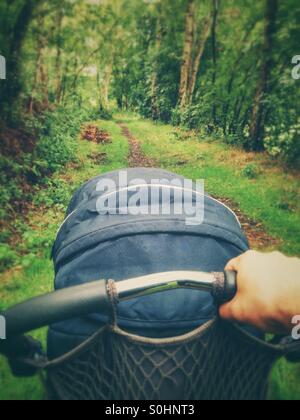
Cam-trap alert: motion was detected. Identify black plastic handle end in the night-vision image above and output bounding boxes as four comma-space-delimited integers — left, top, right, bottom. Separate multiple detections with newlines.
223, 270, 238, 302
1, 279, 111, 340
213, 270, 237, 305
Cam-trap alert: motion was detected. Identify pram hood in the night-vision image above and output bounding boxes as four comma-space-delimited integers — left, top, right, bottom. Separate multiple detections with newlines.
50, 168, 249, 351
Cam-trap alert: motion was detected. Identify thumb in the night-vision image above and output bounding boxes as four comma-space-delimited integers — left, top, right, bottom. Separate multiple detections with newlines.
225, 255, 241, 272
219, 297, 241, 321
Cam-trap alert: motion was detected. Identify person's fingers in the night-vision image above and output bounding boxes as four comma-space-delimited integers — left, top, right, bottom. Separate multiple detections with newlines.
225, 250, 258, 272
225, 255, 241, 272
219, 298, 240, 321
219, 302, 234, 320
219, 302, 231, 320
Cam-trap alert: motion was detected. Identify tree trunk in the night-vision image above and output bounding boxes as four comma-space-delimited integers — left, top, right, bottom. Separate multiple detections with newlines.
28, 8, 46, 114
151, 16, 162, 120
55, 3, 64, 103
248, 0, 278, 151
39, 52, 49, 109
222, 22, 257, 134
28, 37, 43, 114
100, 59, 113, 110
1, 0, 37, 121
179, 0, 196, 109
187, 15, 212, 104
61, 59, 69, 105
34, 10, 49, 110
227, 62, 256, 134
211, 0, 219, 125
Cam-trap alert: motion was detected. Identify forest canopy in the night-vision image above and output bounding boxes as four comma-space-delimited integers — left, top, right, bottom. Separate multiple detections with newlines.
0, 0, 299, 163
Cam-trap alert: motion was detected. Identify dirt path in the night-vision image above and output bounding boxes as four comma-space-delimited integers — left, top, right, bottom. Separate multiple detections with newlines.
215, 196, 280, 249
119, 123, 155, 168
118, 122, 280, 250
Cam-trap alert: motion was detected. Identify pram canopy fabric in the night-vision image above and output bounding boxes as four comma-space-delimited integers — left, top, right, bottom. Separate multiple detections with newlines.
49, 169, 249, 357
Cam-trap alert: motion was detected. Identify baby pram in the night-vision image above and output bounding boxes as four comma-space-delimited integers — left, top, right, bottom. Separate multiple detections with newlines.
1, 169, 299, 400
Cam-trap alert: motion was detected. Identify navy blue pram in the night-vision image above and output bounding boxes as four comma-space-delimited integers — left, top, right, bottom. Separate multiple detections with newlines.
48, 168, 249, 358
45, 168, 278, 400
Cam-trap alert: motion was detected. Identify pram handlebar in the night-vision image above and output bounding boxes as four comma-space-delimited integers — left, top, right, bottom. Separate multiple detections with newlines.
1, 270, 237, 340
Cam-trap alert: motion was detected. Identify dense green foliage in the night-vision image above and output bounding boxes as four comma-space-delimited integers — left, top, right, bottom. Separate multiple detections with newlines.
1, 0, 299, 163
0, 105, 98, 221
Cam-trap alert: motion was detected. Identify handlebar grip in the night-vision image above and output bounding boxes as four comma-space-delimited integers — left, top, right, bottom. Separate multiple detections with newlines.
1, 279, 111, 339
212, 270, 238, 305
0, 271, 237, 342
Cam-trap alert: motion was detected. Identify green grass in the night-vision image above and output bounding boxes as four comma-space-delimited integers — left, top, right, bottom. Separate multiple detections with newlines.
0, 113, 299, 400
0, 120, 129, 400
269, 359, 300, 400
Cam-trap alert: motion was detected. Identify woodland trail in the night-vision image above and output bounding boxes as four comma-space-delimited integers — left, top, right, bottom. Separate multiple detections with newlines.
118, 122, 155, 168
117, 121, 279, 251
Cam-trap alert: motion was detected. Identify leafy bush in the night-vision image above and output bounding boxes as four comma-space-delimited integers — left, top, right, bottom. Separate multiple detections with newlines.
33, 106, 99, 176
264, 120, 300, 166
98, 107, 113, 120
0, 229, 11, 243
20, 253, 38, 269
22, 229, 54, 253
0, 156, 23, 216
33, 178, 72, 208
0, 243, 19, 272
276, 188, 298, 212
35, 132, 76, 174
171, 105, 204, 129
241, 163, 260, 179
242, 163, 260, 179
33, 107, 82, 174
225, 133, 245, 147
0, 105, 98, 223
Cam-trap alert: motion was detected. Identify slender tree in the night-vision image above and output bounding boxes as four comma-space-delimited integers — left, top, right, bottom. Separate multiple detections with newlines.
54, 1, 65, 103
179, 0, 196, 109
100, 58, 114, 110
150, 13, 162, 120
28, 2, 49, 113
187, 14, 212, 104
248, 0, 278, 151
1, 0, 39, 121
211, 0, 219, 125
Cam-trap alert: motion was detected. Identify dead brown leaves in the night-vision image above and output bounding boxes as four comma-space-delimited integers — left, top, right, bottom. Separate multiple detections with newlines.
81, 125, 111, 144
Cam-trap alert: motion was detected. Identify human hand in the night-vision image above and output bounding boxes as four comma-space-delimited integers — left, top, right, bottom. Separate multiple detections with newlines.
220, 251, 300, 334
